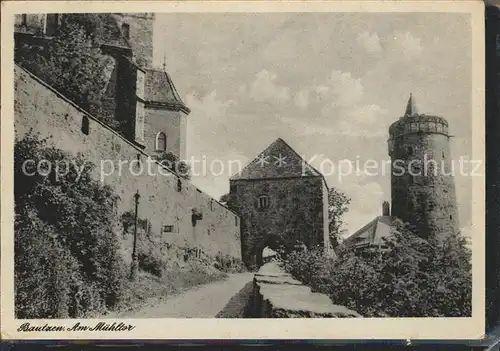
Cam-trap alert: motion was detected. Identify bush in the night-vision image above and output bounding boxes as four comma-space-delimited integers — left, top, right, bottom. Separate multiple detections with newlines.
215, 253, 247, 273
14, 132, 124, 318
280, 220, 472, 317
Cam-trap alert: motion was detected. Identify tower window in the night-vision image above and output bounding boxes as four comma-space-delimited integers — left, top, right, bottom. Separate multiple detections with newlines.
235, 216, 238, 227
121, 22, 130, 39
44, 14, 59, 37
258, 195, 270, 209
156, 132, 167, 151
449, 215, 453, 220
407, 174, 414, 185
442, 151, 445, 159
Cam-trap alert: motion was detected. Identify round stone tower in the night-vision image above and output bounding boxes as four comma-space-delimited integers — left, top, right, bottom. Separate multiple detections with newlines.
388, 94, 459, 241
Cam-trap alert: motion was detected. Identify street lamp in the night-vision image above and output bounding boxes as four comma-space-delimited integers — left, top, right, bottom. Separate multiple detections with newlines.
130, 190, 140, 280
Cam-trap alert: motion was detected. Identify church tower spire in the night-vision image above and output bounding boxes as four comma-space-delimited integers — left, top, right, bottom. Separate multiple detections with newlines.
404, 93, 419, 117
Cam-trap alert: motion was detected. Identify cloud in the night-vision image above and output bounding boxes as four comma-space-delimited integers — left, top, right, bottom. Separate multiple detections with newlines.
335, 103, 389, 137
357, 31, 382, 54
328, 70, 364, 108
389, 30, 423, 59
184, 90, 235, 157
250, 69, 290, 104
294, 89, 309, 109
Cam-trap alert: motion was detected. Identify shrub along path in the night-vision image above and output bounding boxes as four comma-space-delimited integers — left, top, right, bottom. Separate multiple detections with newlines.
110, 272, 254, 318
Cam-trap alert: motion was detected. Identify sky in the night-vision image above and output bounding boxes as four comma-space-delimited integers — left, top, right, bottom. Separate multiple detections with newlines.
152, 12, 473, 237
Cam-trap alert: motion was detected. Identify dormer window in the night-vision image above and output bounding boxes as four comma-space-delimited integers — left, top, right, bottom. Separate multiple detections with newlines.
121, 23, 130, 40
156, 132, 167, 151
258, 195, 270, 209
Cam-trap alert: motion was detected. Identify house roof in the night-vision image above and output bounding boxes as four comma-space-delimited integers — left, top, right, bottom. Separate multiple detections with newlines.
230, 138, 324, 181
144, 69, 190, 114
342, 216, 393, 249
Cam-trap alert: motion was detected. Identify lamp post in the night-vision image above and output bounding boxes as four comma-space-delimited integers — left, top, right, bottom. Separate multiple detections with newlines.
130, 190, 140, 280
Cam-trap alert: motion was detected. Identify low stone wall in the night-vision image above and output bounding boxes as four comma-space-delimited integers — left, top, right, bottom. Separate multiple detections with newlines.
249, 262, 362, 318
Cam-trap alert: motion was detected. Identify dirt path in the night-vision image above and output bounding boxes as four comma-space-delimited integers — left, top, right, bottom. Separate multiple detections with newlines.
113, 272, 254, 318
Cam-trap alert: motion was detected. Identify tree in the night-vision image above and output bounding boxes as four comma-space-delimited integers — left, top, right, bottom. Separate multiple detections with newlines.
15, 18, 115, 126
327, 188, 351, 247
281, 219, 472, 317
219, 193, 230, 206
14, 132, 124, 318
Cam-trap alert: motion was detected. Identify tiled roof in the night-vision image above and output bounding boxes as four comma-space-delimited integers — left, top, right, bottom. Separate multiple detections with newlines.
342, 216, 393, 250
144, 69, 190, 113
230, 138, 324, 181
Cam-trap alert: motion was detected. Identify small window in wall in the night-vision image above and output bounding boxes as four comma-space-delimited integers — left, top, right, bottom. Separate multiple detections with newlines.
163, 225, 173, 233
235, 216, 239, 227
177, 178, 182, 192
81, 116, 89, 135
442, 151, 446, 159
258, 195, 270, 209
156, 132, 167, 151
449, 215, 453, 220
134, 154, 142, 171
210, 200, 214, 211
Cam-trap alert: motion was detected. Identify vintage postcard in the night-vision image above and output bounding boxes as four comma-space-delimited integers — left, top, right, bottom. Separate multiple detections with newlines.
1, 0, 485, 340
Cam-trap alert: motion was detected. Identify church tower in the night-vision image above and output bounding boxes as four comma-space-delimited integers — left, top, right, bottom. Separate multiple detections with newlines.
388, 94, 459, 241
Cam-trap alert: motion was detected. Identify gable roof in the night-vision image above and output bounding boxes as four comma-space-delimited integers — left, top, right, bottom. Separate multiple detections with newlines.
144, 69, 190, 114
230, 138, 324, 181
342, 216, 393, 250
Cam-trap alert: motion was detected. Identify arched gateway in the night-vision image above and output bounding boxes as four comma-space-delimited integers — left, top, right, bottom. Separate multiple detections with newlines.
227, 138, 333, 269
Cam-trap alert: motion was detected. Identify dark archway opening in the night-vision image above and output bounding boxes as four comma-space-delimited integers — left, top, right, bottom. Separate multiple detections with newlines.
254, 235, 287, 268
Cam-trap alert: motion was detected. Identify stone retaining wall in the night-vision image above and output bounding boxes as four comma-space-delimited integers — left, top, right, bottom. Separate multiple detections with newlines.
249, 262, 362, 318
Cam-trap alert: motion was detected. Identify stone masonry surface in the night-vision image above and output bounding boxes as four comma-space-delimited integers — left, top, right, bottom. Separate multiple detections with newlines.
14, 65, 241, 264
249, 262, 362, 318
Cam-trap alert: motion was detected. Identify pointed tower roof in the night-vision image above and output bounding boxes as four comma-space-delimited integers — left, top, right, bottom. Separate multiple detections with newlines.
404, 93, 419, 117
230, 138, 324, 181
144, 67, 190, 114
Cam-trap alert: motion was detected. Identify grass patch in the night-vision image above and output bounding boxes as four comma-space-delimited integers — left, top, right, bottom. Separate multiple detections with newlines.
113, 261, 228, 315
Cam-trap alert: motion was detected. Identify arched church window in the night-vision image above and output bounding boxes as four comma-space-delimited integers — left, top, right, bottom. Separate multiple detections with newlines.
156, 132, 167, 151
258, 195, 270, 209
